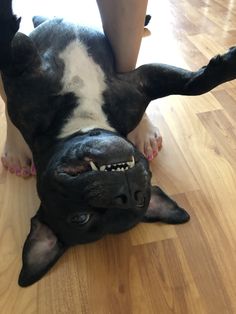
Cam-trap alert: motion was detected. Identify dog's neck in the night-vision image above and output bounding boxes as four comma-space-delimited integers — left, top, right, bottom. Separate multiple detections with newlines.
57, 40, 115, 138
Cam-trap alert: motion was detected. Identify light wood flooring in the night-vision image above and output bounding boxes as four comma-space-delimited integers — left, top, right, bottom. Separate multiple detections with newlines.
1, 0, 236, 313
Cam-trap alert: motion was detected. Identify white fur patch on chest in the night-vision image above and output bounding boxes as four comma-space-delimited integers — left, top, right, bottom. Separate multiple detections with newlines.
58, 40, 114, 138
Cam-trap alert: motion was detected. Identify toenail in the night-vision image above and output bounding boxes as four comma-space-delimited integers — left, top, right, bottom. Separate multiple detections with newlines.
22, 168, 30, 177
31, 165, 36, 176
9, 167, 15, 173
15, 166, 21, 174
16, 169, 21, 176
147, 155, 153, 161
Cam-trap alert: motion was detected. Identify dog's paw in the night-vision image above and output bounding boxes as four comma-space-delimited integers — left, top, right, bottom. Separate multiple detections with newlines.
210, 46, 236, 66
0, 0, 21, 45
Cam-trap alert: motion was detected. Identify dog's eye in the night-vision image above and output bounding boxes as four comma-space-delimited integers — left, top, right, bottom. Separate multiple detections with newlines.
89, 130, 101, 136
69, 213, 91, 225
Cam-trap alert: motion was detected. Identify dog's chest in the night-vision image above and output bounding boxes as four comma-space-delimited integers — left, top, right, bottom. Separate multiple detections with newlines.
58, 40, 114, 138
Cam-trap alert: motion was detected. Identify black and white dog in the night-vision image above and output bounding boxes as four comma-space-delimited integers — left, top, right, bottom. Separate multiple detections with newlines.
1, 0, 236, 287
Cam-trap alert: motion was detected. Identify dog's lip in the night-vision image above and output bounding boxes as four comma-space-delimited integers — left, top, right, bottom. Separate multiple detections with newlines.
56, 155, 136, 176
56, 162, 91, 176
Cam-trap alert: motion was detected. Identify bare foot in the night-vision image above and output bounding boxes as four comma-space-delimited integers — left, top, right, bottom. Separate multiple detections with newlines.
127, 114, 162, 161
1, 113, 36, 178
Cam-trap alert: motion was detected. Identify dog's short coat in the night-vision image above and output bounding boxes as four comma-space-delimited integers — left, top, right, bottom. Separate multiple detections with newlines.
0, 0, 236, 286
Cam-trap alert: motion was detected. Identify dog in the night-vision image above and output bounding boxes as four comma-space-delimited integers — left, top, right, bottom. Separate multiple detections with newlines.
0, 0, 236, 287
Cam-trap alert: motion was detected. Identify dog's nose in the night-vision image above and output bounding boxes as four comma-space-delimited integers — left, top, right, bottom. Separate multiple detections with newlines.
113, 190, 145, 208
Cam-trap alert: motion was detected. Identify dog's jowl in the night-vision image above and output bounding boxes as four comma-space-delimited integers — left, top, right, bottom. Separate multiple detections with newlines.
0, 0, 236, 286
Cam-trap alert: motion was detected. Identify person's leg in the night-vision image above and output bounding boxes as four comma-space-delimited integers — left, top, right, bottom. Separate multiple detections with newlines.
0, 75, 35, 177
97, 0, 148, 72
97, 0, 162, 159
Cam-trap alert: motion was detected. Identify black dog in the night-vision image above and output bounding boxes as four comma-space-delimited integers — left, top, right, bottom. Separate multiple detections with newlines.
0, 0, 236, 287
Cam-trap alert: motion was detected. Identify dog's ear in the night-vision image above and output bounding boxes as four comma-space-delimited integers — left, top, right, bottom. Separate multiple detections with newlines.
12, 33, 41, 74
18, 212, 66, 287
32, 16, 49, 28
143, 186, 190, 224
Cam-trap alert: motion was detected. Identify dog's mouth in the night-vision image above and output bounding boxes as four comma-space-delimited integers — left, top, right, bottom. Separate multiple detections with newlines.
57, 156, 136, 176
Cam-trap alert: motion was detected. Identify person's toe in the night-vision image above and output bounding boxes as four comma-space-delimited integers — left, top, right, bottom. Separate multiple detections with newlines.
155, 132, 163, 150
145, 143, 154, 161
1, 156, 8, 169
31, 164, 36, 176
150, 138, 158, 156
15, 167, 22, 176
21, 166, 31, 178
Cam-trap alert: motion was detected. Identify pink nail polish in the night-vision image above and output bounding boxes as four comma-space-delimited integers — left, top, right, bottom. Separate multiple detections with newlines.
147, 155, 153, 161
9, 167, 15, 173
31, 165, 36, 175
16, 169, 22, 176
22, 169, 30, 177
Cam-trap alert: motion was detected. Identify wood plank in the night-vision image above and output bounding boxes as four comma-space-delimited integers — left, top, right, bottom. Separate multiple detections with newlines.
1, 0, 236, 313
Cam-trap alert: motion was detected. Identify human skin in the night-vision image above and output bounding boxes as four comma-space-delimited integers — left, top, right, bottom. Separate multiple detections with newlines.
97, 0, 162, 160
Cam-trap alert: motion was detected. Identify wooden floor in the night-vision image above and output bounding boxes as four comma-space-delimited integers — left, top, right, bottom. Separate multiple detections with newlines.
1, 0, 236, 313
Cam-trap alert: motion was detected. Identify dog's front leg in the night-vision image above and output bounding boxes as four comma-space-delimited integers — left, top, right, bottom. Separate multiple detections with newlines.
126, 46, 236, 101
0, 0, 41, 176
0, 0, 41, 78
0, 0, 21, 71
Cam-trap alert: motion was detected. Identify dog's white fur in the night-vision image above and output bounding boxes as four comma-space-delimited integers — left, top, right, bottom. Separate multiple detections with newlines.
58, 40, 114, 138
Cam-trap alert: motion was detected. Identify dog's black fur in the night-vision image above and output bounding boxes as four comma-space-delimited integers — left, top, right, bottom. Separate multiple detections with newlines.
0, 0, 236, 286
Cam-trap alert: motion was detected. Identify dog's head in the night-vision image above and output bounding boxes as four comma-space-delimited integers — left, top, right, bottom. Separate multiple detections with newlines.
38, 129, 152, 242
19, 129, 190, 286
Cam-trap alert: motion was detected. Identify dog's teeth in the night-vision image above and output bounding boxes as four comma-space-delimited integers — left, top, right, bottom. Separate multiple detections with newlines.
98, 158, 135, 173
89, 161, 98, 171
129, 156, 135, 168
